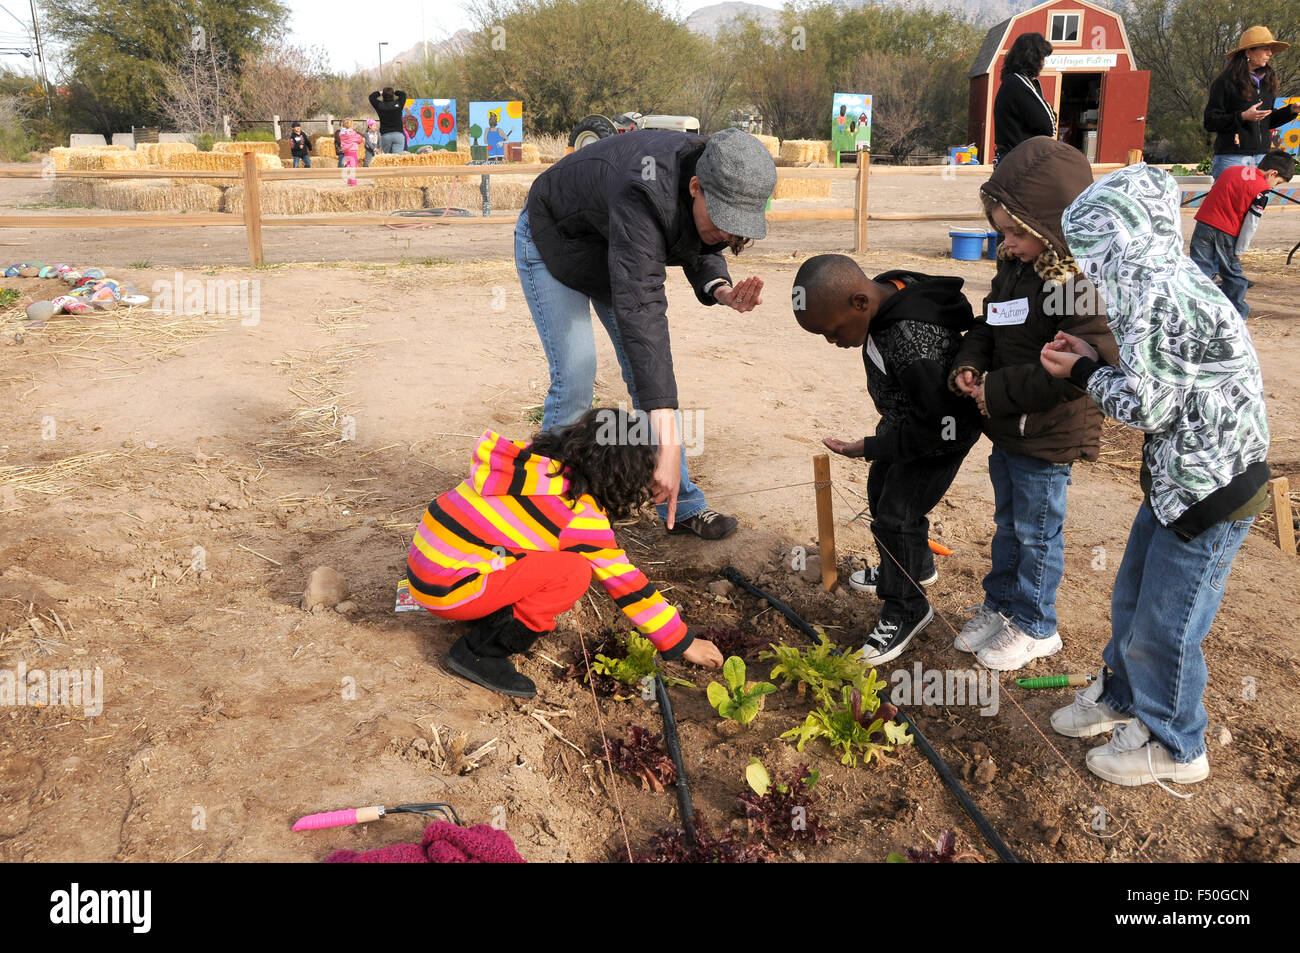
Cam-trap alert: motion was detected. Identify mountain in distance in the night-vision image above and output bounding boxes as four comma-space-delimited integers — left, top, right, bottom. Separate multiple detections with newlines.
683, 0, 1046, 37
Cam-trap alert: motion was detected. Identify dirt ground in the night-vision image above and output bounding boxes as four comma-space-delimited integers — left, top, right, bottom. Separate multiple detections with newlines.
2, 165, 1299, 863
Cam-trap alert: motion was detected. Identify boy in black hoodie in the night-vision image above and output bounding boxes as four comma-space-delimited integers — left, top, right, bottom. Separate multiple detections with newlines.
793, 254, 981, 663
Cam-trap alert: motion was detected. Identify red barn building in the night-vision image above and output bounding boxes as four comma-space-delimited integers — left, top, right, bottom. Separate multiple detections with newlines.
969, 0, 1150, 164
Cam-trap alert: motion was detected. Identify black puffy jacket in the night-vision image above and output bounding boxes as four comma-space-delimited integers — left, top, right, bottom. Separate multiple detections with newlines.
369, 90, 408, 136
524, 130, 733, 411
1204, 73, 1296, 158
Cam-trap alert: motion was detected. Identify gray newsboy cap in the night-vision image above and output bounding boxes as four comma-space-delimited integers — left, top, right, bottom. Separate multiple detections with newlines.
696, 128, 777, 240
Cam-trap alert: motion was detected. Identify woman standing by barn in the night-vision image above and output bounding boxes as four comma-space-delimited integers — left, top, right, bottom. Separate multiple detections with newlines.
992, 33, 1057, 165
1204, 26, 1299, 179
516, 128, 777, 539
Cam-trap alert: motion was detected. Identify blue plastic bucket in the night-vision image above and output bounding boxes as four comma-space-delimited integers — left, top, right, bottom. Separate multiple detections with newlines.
950, 228, 985, 261
985, 230, 999, 260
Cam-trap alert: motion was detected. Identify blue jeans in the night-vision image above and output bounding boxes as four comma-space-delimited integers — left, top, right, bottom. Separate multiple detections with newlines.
982, 447, 1071, 638
1189, 221, 1248, 318
514, 209, 707, 523
1210, 153, 1263, 180
1100, 504, 1251, 762
381, 132, 406, 155
292, 155, 311, 168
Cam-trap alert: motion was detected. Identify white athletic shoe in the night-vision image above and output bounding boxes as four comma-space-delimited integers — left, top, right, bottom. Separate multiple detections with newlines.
976, 620, 1062, 671
1085, 720, 1210, 788
952, 605, 1005, 654
1050, 666, 1133, 738
848, 564, 938, 595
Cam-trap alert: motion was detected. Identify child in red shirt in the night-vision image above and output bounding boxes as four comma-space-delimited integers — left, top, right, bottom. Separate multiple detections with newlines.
1189, 149, 1294, 318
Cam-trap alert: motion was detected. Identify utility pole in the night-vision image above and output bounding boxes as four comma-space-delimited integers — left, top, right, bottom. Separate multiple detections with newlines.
377, 41, 388, 84
28, 0, 51, 114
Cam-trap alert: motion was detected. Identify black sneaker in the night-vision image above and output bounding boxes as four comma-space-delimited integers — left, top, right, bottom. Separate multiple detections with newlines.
848, 564, 938, 594
860, 605, 934, 665
665, 509, 738, 540
444, 637, 537, 698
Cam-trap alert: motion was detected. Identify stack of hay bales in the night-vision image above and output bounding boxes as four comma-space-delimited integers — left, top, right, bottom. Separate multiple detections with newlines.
49, 177, 97, 206
135, 141, 197, 165
752, 134, 780, 158
213, 141, 279, 157
779, 140, 831, 164
422, 177, 530, 211
91, 178, 224, 212
65, 149, 147, 171
772, 174, 832, 200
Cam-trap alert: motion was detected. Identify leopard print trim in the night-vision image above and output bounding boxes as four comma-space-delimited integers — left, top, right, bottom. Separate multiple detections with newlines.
988, 197, 1081, 283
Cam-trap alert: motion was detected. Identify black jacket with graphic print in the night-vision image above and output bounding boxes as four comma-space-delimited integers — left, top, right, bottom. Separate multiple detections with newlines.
860, 271, 982, 463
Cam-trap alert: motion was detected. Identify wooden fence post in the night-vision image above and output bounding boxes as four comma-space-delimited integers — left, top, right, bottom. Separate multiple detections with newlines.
1126, 148, 1143, 166
813, 453, 838, 591
854, 152, 870, 253
242, 151, 264, 266
272, 114, 281, 140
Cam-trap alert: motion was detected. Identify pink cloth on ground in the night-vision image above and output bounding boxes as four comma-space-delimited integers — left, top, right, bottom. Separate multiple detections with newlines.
324, 821, 526, 863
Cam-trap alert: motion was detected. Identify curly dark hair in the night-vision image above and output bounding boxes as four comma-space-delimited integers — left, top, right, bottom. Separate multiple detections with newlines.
1002, 33, 1053, 79
528, 408, 657, 521
1217, 51, 1278, 103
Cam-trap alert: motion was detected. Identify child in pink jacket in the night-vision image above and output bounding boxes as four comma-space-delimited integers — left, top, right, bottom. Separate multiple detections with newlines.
338, 120, 364, 185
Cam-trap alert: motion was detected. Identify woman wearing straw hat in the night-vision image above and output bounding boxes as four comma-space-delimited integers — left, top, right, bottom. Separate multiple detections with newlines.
517, 128, 776, 540
1204, 26, 1300, 180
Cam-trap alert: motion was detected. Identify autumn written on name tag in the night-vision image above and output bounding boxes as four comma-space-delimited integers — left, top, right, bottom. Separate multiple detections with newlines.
986, 298, 1030, 326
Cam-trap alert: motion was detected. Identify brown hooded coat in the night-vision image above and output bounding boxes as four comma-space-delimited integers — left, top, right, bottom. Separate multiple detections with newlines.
950, 137, 1119, 463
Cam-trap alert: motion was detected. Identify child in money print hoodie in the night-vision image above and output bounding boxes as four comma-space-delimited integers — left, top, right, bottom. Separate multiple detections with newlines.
1042, 162, 1270, 789
948, 136, 1118, 672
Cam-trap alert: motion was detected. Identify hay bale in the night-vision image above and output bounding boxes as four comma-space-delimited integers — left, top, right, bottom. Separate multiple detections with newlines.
772, 176, 831, 200
779, 139, 830, 164
50, 177, 96, 206
49, 147, 72, 171
753, 134, 780, 158
134, 141, 198, 166
212, 140, 280, 157
164, 151, 282, 173
91, 178, 224, 212
370, 150, 470, 168
520, 142, 540, 163
422, 180, 529, 211
66, 149, 146, 171
313, 135, 336, 159
317, 185, 424, 213
224, 182, 323, 215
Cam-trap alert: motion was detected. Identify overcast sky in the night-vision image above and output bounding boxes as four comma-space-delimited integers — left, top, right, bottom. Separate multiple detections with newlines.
0, 0, 788, 76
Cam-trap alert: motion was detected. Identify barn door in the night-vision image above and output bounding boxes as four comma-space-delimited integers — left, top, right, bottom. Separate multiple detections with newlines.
1098, 70, 1150, 163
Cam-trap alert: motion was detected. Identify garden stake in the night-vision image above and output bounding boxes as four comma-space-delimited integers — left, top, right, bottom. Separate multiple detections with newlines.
292, 802, 462, 831
721, 566, 1021, 864
655, 674, 697, 845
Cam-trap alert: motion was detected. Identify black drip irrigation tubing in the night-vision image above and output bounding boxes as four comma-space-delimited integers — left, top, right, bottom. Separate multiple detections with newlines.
721, 566, 1021, 864
655, 675, 697, 845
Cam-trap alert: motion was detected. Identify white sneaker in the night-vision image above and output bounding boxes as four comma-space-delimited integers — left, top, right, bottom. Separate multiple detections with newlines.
1050, 666, 1132, 738
848, 564, 938, 595
976, 620, 1062, 671
1086, 720, 1210, 788
952, 605, 1005, 654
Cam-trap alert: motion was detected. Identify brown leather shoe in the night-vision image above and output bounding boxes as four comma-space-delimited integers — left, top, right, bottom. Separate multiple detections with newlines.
665, 509, 738, 540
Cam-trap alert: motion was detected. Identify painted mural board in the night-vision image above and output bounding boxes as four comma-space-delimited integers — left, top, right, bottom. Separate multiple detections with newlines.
403, 98, 457, 152
468, 101, 523, 160
832, 93, 872, 154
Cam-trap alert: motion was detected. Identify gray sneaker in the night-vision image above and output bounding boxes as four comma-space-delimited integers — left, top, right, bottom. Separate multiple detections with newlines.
952, 605, 1004, 654
1051, 666, 1133, 738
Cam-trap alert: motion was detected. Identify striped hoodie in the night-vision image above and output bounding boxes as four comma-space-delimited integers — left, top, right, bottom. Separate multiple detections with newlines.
406, 431, 690, 657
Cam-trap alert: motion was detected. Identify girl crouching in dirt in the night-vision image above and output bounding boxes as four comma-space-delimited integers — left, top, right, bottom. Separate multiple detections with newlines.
405, 408, 724, 698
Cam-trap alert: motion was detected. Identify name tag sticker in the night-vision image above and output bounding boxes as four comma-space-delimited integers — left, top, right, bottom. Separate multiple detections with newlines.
987, 298, 1030, 326
865, 335, 886, 373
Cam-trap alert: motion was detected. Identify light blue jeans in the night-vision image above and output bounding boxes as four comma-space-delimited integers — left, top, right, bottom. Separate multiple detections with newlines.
982, 447, 1072, 638
1211, 153, 1263, 180
514, 209, 707, 523
381, 131, 406, 155
1100, 503, 1252, 762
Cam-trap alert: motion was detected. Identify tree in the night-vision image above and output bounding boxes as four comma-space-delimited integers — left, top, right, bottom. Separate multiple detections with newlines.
41, 0, 288, 134
237, 45, 329, 122
458, 0, 701, 135
1122, 0, 1300, 161
154, 45, 236, 133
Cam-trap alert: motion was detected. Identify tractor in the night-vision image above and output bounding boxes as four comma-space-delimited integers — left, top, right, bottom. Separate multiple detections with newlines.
567, 112, 701, 151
